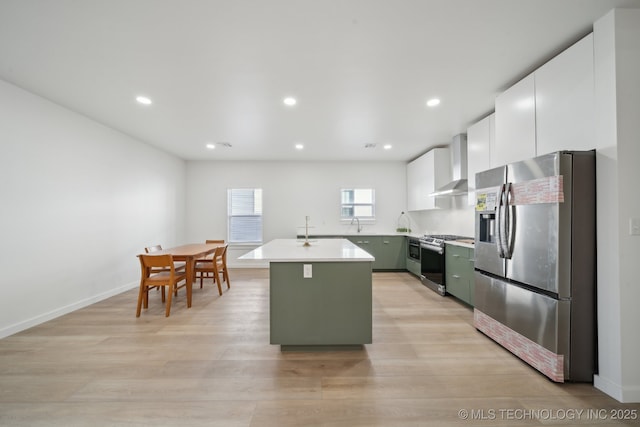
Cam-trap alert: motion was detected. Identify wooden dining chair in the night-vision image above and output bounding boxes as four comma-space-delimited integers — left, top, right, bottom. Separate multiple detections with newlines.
206, 239, 225, 245
219, 244, 230, 288
194, 240, 226, 281
137, 254, 187, 317
145, 244, 186, 271
144, 244, 163, 253
196, 240, 225, 261
194, 245, 229, 295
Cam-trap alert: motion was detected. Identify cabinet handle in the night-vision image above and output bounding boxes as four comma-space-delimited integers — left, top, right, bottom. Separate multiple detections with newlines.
452, 254, 460, 258
364, 241, 369, 244
383, 241, 389, 244
452, 274, 460, 279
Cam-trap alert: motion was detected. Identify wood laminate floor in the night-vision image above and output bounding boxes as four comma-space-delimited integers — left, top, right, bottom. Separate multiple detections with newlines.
0, 270, 638, 426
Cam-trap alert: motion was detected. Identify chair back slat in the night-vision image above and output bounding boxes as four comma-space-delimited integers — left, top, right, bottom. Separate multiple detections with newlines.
213, 245, 225, 261
139, 254, 174, 269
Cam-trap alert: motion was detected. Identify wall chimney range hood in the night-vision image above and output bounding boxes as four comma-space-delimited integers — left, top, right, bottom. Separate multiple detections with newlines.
431, 134, 468, 196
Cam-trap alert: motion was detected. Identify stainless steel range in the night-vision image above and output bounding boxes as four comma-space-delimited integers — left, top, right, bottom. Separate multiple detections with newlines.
420, 234, 469, 295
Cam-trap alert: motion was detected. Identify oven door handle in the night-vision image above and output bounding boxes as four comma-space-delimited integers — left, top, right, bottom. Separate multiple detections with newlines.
421, 244, 444, 255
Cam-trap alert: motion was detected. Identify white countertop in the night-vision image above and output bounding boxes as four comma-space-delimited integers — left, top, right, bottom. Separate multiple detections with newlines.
446, 240, 475, 249
238, 238, 375, 262
296, 231, 413, 236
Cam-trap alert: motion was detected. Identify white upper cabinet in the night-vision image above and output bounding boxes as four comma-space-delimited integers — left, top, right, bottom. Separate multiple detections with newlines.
535, 33, 595, 155
493, 73, 537, 167
406, 156, 423, 211
493, 33, 595, 166
467, 113, 494, 206
407, 147, 450, 211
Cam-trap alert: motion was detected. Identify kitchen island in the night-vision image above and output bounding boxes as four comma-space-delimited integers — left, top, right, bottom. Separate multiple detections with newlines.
239, 238, 374, 347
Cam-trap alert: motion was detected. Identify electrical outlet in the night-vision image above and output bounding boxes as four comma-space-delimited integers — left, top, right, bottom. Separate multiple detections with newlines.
630, 218, 640, 236
303, 264, 312, 278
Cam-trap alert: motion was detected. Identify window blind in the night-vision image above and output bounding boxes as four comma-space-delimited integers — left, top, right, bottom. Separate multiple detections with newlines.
228, 189, 263, 243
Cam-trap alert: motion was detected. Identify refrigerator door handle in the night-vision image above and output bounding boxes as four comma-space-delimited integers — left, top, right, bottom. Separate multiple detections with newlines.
496, 184, 507, 258
504, 182, 514, 259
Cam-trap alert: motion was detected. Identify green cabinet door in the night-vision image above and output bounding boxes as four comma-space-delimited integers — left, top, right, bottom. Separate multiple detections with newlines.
378, 236, 407, 270
445, 243, 475, 306
347, 236, 406, 271
346, 237, 380, 269
406, 258, 420, 277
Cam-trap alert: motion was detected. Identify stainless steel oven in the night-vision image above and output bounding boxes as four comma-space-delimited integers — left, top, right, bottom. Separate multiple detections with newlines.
420, 235, 468, 296
408, 237, 420, 261
420, 237, 446, 295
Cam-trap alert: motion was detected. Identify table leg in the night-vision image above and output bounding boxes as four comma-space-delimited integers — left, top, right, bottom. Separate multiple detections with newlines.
185, 256, 193, 308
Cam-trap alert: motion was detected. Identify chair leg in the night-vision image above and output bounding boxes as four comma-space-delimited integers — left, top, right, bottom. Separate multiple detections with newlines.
213, 266, 222, 295
136, 283, 146, 317
224, 269, 230, 289
165, 285, 173, 317
144, 286, 150, 309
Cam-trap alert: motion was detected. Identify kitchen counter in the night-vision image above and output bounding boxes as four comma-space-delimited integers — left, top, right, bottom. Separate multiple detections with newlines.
292, 235, 409, 271
239, 239, 373, 347
239, 238, 374, 262
447, 239, 475, 249
296, 232, 418, 238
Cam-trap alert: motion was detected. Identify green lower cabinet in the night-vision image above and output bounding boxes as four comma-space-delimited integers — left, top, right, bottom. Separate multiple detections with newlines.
296, 235, 407, 271
346, 237, 380, 268
445, 243, 475, 306
270, 261, 372, 345
346, 236, 406, 271
446, 273, 471, 303
406, 258, 421, 277
378, 236, 406, 270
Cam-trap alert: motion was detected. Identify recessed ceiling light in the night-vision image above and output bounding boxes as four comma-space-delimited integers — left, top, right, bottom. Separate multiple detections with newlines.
426, 98, 440, 107
136, 96, 152, 105
383, 144, 392, 150
283, 97, 297, 106
205, 143, 215, 150
295, 143, 304, 150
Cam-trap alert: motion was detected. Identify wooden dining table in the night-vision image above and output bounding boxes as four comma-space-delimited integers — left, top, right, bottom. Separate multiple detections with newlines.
150, 243, 221, 308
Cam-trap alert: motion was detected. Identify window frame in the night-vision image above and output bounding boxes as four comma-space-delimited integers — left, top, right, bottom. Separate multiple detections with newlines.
227, 188, 263, 245
340, 188, 376, 222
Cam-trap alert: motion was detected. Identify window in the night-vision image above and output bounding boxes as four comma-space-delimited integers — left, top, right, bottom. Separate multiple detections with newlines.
228, 188, 263, 244
340, 188, 375, 220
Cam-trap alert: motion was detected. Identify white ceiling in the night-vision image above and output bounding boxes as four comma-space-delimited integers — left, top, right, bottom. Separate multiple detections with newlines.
1, 0, 638, 162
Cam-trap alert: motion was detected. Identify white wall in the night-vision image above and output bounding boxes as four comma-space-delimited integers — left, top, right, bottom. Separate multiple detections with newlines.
0, 79, 186, 338
593, 9, 640, 403
186, 160, 407, 266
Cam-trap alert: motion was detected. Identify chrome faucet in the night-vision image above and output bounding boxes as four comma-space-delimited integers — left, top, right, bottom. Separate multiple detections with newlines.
351, 217, 362, 233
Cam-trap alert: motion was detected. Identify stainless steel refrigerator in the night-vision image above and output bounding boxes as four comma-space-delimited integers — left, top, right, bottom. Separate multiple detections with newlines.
473, 151, 596, 382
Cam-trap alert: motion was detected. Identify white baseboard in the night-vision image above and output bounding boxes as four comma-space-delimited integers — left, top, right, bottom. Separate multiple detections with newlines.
0, 280, 139, 339
595, 374, 624, 402
594, 374, 640, 403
